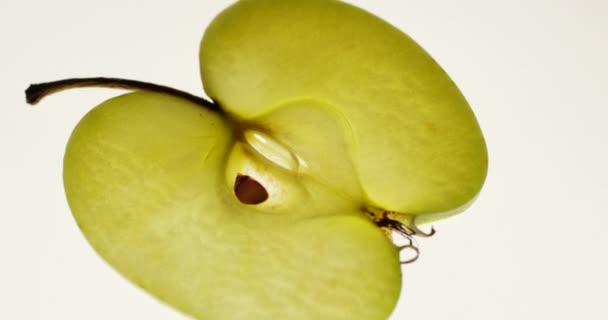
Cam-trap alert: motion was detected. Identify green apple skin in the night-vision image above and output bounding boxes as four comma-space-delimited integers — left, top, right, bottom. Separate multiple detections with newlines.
200, 0, 488, 221
64, 92, 401, 320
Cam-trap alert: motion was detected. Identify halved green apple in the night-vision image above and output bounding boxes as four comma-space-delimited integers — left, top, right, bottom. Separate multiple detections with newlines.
28, 0, 487, 319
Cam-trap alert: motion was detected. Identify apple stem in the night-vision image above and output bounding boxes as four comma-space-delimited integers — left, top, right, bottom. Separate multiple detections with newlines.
25, 77, 222, 113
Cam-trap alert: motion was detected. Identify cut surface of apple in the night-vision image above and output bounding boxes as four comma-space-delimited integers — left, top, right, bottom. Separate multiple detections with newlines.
28, 0, 489, 319
64, 92, 401, 320
200, 0, 488, 220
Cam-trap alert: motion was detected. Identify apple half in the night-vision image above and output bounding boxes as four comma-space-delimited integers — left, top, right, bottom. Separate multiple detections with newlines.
27, 0, 487, 319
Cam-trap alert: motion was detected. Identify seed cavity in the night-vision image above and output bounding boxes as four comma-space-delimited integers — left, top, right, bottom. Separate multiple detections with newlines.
243, 130, 299, 171
234, 174, 269, 205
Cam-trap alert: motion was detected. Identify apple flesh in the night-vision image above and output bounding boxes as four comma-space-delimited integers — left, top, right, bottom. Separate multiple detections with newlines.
63, 92, 401, 320
201, 0, 488, 221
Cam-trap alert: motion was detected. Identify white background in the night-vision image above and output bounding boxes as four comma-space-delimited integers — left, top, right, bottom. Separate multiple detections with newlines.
1, 0, 607, 319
